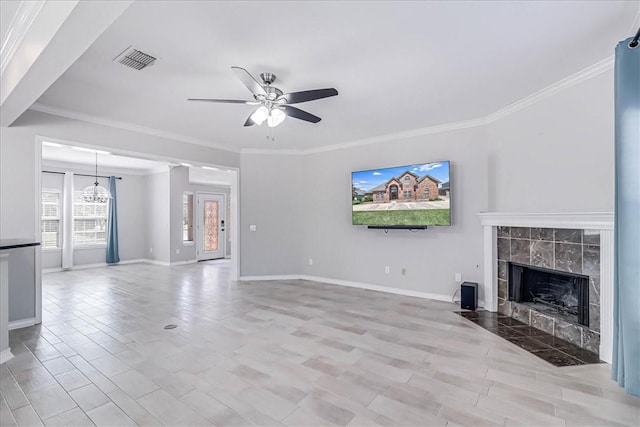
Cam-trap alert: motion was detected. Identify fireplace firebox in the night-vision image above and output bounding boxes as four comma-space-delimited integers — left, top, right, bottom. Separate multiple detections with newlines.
508, 262, 589, 327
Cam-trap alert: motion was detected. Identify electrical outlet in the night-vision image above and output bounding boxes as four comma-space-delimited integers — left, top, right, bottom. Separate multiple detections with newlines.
249, 225, 257, 232
176, 249, 180, 254
401, 268, 406, 275
385, 266, 390, 274
308, 258, 313, 266
150, 248, 153, 253
455, 273, 462, 282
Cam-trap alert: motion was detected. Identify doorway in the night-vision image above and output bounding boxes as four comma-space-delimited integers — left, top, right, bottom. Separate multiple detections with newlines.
196, 193, 226, 261
36, 137, 241, 280
390, 185, 398, 200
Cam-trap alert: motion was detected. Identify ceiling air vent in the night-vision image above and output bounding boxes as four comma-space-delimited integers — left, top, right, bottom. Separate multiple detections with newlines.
114, 46, 156, 70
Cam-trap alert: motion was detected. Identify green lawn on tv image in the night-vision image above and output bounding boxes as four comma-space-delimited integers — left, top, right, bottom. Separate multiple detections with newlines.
352, 209, 451, 226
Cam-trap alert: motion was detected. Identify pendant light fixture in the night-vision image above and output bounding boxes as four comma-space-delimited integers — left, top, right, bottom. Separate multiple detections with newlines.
81, 152, 111, 203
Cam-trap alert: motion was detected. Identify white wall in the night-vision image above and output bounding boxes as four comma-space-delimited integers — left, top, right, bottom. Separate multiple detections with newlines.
302, 126, 488, 300
40, 165, 148, 269
146, 170, 170, 263
169, 166, 230, 263
0, 126, 39, 322
241, 128, 487, 296
239, 126, 488, 300
487, 70, 614, 212
0, 126, 38, 241
240, 153, 305, 276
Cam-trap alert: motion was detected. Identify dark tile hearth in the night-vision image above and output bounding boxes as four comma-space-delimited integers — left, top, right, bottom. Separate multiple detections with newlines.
456, 311, 602, 367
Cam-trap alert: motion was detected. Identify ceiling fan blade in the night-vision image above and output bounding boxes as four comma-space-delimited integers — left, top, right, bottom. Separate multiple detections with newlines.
188, 98, 251, 104
243, 110, 257, 127
231, 66, 267, 96
281, 88, 338, 104
282, 105, 321, 123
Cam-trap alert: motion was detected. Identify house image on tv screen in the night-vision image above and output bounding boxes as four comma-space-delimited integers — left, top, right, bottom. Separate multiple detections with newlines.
351, 161, 451, 226
366, 171, 441, 202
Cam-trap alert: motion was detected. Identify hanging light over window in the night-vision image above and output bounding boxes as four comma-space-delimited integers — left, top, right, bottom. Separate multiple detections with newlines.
81, 152, 111, 203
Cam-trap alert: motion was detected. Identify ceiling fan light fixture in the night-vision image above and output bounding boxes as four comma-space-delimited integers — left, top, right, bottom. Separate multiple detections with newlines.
250, 106, 269, 125
267, 108, 286, 128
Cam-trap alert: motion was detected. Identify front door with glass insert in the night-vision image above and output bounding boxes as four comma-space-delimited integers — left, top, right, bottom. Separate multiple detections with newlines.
390, 185, 398, 200
196, 193, 225, 260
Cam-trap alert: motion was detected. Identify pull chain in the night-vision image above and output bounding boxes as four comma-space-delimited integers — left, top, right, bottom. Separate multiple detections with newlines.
266, 126, 276, 142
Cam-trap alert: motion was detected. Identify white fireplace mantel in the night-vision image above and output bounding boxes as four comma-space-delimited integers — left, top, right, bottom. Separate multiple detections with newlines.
477, 211, 614, 363
477, 211, 614, 230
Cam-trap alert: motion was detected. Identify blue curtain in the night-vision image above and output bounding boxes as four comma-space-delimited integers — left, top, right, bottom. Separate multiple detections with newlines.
612, 36, 640, 397
106, 176, 120, 264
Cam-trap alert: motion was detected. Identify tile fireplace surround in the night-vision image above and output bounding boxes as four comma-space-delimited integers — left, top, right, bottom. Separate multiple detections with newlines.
477, 212, 614, 363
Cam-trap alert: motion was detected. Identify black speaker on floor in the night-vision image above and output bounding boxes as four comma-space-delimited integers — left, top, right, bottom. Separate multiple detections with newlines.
460, 282, 478, 311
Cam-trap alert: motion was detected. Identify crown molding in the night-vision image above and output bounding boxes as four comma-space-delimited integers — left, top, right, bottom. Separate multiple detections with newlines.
30, 54, 613, 156
484, 56, 614, 124
241, 148, 305, 155
0, 0, 46, 75
305, 118, 488, 155
29, 103, 241, 154
240, 118, 486, 155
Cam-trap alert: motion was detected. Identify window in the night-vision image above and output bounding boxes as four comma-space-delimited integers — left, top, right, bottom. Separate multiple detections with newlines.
74, 191, 108, 245
404, 176, 411, 185
41, 191, 60, 249
183, 192, 194, 243
404, 190, 412, 198
424, 188, 430, 198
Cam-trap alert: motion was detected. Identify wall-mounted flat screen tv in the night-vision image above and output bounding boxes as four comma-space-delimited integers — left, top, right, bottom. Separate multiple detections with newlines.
352, 161, 451, 227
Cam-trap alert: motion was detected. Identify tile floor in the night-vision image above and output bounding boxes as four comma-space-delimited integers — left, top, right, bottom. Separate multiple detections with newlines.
1, 261, 638, 426
456, 311, 601, 366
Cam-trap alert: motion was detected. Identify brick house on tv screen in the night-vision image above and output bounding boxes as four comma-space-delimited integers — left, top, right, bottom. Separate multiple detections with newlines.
366, 171, 441, 202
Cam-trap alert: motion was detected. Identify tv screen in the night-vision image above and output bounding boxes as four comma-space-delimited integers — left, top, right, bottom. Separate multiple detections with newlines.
352, 161, 451, 227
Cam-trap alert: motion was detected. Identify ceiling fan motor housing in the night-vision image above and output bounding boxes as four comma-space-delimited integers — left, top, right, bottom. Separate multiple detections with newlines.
260, 72, 277, 85
258, 85, 284, 101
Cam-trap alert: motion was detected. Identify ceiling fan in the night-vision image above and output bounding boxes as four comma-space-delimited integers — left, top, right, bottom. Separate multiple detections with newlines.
188, 67, 338, 128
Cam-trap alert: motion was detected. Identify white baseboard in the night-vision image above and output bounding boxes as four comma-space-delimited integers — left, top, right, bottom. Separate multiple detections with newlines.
239, 275, 301, 281
70, 262, 105, 270
240, 274, 465, 305
119, 259, 146, 265
170, 260, 197, 266
43, 258, 201, 272
43, 259, 147, 273
0, 348, 14, 364
143, 259, 171, 266
8, 317, 38, 331
301, 275, 456, 303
